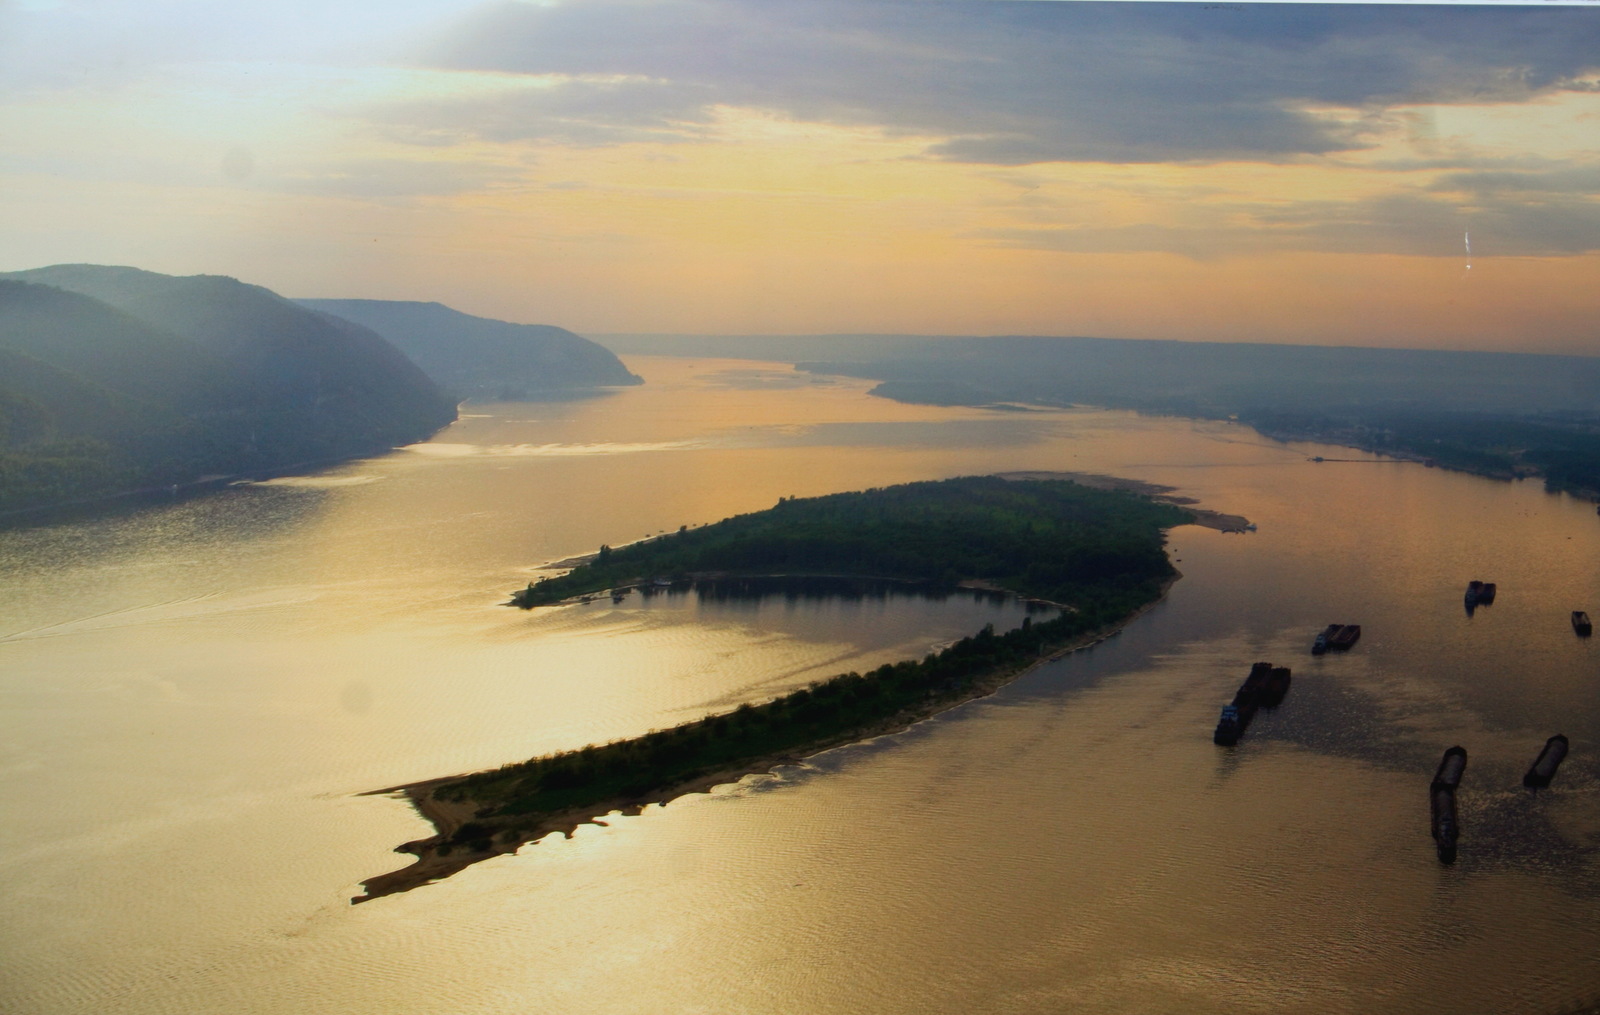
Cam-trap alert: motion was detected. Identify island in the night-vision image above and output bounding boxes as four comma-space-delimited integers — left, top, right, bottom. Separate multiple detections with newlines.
356, 475, 1219, 902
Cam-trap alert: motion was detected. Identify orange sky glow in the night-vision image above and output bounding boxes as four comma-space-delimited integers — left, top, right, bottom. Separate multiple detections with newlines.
2, 1, 1598, 354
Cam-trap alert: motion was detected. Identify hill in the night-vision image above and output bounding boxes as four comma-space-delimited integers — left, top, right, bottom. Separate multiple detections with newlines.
297, 299, 641, 399
0, 267, 458, 516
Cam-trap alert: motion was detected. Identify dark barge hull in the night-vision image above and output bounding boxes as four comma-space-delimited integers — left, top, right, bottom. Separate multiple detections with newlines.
1313, 624, 1360, 654
1430, 746, 1467, 864
1312, 624, 1339, 655
1523, 734, 1570, 788
1213, 663, 1275, 745
1430, 785, 1460, 864
1260, 666, 1292, 707
1328, 624, 1360, 650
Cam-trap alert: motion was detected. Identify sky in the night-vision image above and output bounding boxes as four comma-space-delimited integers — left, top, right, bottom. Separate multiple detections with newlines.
3, 0, 1599, 353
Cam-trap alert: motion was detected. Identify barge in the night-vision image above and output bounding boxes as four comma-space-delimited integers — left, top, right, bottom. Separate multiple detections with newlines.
1213, 662, 1275, 745
1312, 623, 1361, 654
1260, 665, 1293, 707
1523, 734, 1569, 789
1430, 745, 1467, 864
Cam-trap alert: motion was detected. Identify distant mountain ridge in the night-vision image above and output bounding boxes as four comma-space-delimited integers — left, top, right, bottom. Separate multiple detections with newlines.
0, 265, 458, 516
593, 332, 1600, 496
296, 299, 641, 399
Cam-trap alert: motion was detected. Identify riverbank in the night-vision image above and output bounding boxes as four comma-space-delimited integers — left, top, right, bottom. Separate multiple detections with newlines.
355, 571, 1179, 903
0, 429, 456, 531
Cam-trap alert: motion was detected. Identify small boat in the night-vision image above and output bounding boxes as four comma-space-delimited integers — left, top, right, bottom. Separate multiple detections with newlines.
1213, 704, 1243, 746
1478, 582, 1497, 604
1523, 734, 1569, 789
1465, 580, 1484, 606
1574, 611, 1593, 637
1312, 624, 1337, 655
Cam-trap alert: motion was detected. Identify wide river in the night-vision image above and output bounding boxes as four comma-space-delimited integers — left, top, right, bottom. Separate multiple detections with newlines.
3, 356, 1599, 1015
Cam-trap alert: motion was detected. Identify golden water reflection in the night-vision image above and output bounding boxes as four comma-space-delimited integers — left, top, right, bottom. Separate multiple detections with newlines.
1, 357, 1598, 1014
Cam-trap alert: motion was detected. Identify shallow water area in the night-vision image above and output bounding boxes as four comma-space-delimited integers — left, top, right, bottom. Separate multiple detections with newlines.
2, 356, 1599, 1014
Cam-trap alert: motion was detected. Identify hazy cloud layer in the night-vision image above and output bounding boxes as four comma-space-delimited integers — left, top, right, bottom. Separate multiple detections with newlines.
402, 0, 1600, 165
981, 188, 1600, 259
375, 76, 720, 147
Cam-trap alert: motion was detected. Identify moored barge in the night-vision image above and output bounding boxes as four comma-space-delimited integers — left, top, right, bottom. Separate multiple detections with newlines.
1213, 663, 1275, 745
1523, 734, 1569, 789
1260, 665, 1292, 707
1430, 745, 1467, 864
1312, 623, 1360, 654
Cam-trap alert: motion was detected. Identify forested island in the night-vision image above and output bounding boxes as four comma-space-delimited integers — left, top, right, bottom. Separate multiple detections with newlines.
359, 476, 1200, 901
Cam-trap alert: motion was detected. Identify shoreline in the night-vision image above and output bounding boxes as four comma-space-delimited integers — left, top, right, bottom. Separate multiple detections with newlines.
993, 471, 1254, 531
354, 572, 1179, 903
0, 428, 456, 531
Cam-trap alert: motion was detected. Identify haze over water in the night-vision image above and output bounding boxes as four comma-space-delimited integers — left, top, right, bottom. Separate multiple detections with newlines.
3, 356, 1599, 1014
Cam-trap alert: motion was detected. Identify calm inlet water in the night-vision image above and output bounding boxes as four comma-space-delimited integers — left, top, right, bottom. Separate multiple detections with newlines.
2, 356, 1598, 1015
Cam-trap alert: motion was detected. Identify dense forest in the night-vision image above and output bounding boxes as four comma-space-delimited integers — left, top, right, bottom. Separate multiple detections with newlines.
1244, 409, 1600, 496
514, 475, 1191, 608
364, 477, 1191, 897
0, 266, 458, 516
439, 585, 1157, 847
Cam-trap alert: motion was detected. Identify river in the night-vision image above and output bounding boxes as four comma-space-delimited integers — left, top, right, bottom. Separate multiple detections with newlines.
2, 356, 1598, 1014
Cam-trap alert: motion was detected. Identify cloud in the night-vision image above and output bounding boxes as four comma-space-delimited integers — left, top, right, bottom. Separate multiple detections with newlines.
1428, 167, 1600, 197
393, 0, 1600, 165
0, 0, 485, 91
374, 75, 719, 147
271, 157, 528, 198
980, 190, 1600, 259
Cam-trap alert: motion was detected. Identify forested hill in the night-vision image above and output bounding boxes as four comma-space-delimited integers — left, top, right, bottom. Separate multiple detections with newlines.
298, 299, 641, 399
515, 475, 1192, 608
0, 266, 458, 516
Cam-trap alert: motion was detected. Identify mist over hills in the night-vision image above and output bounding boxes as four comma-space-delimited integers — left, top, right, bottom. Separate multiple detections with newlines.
0, 265, 458, 515
595, 332, 1600, 416
594, 332, 1600, 495
298, 299, 641, 400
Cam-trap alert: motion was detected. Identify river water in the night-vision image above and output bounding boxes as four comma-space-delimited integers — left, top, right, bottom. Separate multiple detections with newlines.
2, 356, 1598, 1015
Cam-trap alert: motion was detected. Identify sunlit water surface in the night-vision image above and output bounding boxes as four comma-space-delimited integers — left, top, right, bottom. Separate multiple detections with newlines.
2, 357, 1599, 1014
